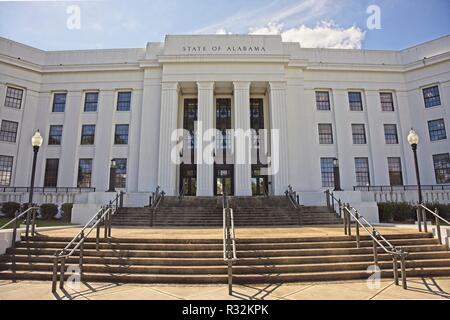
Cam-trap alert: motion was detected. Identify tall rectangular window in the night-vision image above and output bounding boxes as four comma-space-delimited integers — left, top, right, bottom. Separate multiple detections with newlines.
320, 158, 334, 187
0, 155, 13, 186
84, 92, 98, 112
349, 92, 363, 111
44, 159, 59, 187
423, 86, 441, 108
4, 87, 24, 109
355, 157, 370, 186
433, 153, 450, 184
380, 92, 394, 111
384, 124, 399, 144
52, 93, 67, 112
428, 119, 447, 141
77, 159, 92, 187
388, 157, 403, 186
316, 91, 330, 111
114, 124, 129, 144
318, 124, 333, 144
117, 92, 131, 111
80, 125, 96, 145
48, 125, 63, 145
352, 124, 366, 144
114, 158, 127, 188
0, 120, 19, 143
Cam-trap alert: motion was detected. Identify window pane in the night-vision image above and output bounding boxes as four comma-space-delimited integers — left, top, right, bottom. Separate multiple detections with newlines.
81, 125, 96, 145
0, 120, 18, 143
77, 159, 92, 187
316, 91, 330, 111
349, 92, 363, 111
423, 86, 441, 108
433, 154, 450, 184
117, 92, 131, 111
48, 125, 63, 145
318, 124, 333, 144
352, 124, 366, 144
380, 92, 394, 111
384, 124, 398, 144
52, 93, 67, 112
320, 158, 334, 187
84, 92, 98, 112
44, 159, 59, 187
4, 87, 24, 109
428, 119, 447, 141
388, 157, 403, 186
114, 124, 129, 144
355, 157, 370, 186
114, 158, 127, 188
0, 155, 13, 186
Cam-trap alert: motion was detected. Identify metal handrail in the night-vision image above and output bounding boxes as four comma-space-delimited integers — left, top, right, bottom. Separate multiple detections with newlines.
353, 185, 450, 191
285, 185, 299, 208
0, 207, 38, 231
222, 193, 236, 295
325, 190, 408, 289
51, 193, 119, 293
417, 204, 450, 245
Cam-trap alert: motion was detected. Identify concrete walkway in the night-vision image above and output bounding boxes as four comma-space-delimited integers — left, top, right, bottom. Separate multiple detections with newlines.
0, 277, 449, 300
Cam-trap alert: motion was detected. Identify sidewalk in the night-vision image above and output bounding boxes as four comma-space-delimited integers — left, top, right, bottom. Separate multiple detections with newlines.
0, 277, 449, 300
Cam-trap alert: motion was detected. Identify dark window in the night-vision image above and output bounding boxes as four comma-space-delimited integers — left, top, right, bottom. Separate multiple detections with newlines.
52, 93, 66, 112
44, 159, 59, 187
352, 124, 366, 144
84, 92, 98, 112
433, 154, 450, 184
250, 98, 264, 130
0, 120, 18, 143
0, 155, 13, 186
316, 91, 330, 111
216, 98, 232, 151
428, 119, 447, 141
355, 157, 370, 186
114, 158, 127, 188
77, 159, 92, 188
380, 92, 394, 111
81, 125, 95, 145
114, 124, 129, 144
349, 92, 363, 111
318, 124, 333, 144
320, 158, 334, 188
423, 86, 441, 108
4, 87, 23, 109
384, 124, 399, 144
48, 125, 63, 145
117, 92, 131, 111
388, 157, 403, 186
183, 99, 198, 152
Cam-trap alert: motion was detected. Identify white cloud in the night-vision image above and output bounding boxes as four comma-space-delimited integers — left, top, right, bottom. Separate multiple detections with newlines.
215, 28, 232, 35
249, 21, 366, 49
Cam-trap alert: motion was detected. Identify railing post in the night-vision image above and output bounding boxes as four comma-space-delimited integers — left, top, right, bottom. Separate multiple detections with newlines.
119, 191, 124, 208
400, 251, 407, 289
25, 208, 31, 240
108, 209, 112, 238
435, 208, 442, 245
104, 210, 108, 239
51, 253, 59, 293
228, 261, 233, 296
422, 207, 428, 233
59, 257, 66, 289
11, 215, 19, 276
331, 192, 335, 211
338, 199, 342, 217
392, 254, 399, 286
346, 204, 352, 237
325, 190, 330, 209
355, 210, 360, 248
372, 229, 378, 266
31, 208, 37, 237
416, 206, 422, 232
79, 236, 84, 280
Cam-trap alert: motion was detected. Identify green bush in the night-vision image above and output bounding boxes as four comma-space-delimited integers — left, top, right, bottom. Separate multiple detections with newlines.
61, 203, 73, 222
378, 202, 450, 223
1, 202, 21, 218
423, 203, 450, 221
40, 203, 58, 220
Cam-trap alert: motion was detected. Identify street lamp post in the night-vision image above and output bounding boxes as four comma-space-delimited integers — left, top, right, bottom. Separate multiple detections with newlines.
333, 158, 342, 191
29, 130, 43, 205
107, 159, 117, 192
407, 129, 422, 204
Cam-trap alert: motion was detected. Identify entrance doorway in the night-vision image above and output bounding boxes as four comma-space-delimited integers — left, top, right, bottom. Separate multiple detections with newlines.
251, 165, 268, 196
180, 164, 197, 196
214, 165, 234, 195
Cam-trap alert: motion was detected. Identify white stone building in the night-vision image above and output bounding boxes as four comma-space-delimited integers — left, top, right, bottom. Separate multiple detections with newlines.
0, 34, 449, 212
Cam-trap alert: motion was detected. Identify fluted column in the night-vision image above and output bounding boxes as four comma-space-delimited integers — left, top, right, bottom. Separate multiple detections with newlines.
196, 81, 215, 196
268, 82, 289, 195
157, 82, 179, 196
233, 81, 252, 196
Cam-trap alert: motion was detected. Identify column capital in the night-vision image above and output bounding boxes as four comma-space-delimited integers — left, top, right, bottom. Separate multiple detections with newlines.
268, 81, 287, 91
197, 81, 215, 91
161, 81, 179, 91
233, 81, 251, 91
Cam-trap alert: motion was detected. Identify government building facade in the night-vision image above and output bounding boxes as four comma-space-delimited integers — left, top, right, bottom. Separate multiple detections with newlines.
0, 34, 449, 211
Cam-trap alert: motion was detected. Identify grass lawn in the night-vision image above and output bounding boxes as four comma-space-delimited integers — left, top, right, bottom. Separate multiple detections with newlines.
0, 217, 72, 229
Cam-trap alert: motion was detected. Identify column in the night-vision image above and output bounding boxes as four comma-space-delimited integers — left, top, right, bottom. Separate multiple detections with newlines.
157, 82, 179, 196
233, 81, 252, 196
196, 82, 215, 196
268, 82, 289, 195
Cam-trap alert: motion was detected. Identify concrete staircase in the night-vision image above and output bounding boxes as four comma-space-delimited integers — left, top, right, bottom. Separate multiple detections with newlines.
111, 196, 342, 227
1, 232, 450, 283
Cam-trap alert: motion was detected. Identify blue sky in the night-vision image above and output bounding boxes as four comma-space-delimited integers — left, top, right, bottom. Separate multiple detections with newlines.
0, 0, 449, 51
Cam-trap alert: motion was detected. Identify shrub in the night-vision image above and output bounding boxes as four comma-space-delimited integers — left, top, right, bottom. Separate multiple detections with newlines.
40, 203, 58, 220
378, 202, 415, 223
61, 203, 73, 222
423, 203, 450, 221
1, 202, 21, 218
